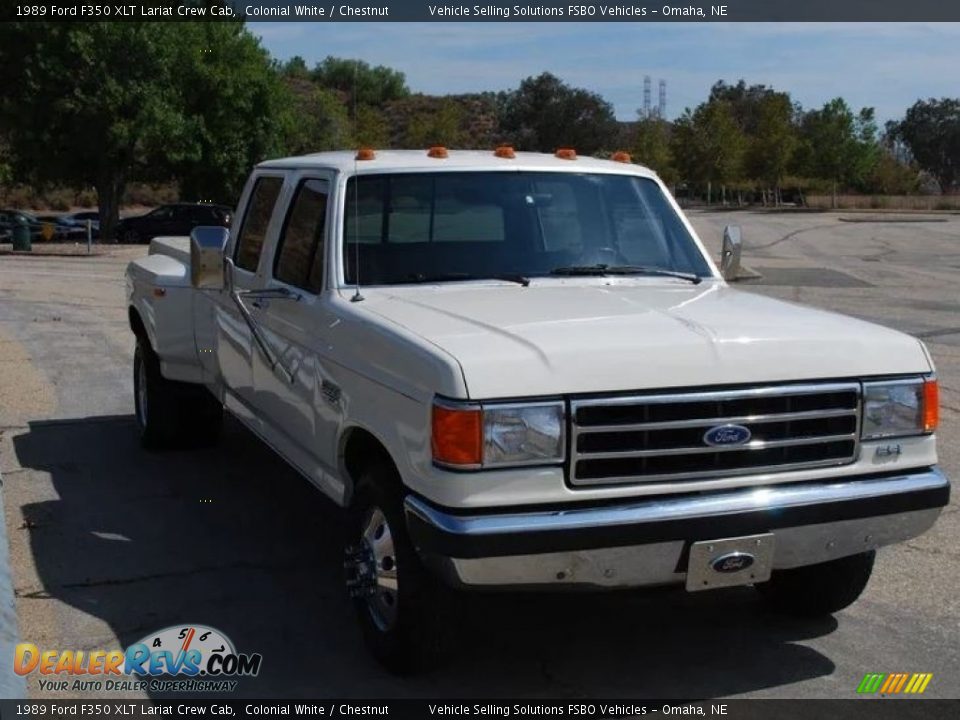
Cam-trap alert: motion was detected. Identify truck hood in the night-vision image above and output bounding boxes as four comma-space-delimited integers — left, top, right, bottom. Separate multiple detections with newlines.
359, 280, 930, 398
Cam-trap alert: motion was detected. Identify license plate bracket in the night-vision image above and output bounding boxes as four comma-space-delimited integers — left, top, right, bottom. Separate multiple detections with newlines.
685, 533, 775, 592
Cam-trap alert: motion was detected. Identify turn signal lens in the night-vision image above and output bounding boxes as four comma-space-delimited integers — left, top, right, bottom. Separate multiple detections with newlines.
432, 404, 482, 466
923, 379, 939, 433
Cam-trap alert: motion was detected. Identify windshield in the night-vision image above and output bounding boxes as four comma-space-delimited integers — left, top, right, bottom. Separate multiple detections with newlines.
342, 172, 711, 285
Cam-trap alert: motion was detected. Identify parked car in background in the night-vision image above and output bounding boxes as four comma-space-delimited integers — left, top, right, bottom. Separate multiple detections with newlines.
64, 210, 101, 238
0, 209, 44, 240
34, 214, 88, 241
115, 203, 232, 244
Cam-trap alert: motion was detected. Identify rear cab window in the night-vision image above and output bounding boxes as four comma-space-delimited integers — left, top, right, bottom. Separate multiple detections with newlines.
273, 178, 330, 293
235, 176, 284, 273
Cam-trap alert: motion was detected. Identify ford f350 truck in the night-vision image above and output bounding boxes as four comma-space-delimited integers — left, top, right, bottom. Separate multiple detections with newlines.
126, 148, 949, 671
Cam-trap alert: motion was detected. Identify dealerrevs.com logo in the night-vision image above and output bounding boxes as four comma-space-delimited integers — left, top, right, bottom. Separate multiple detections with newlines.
14, 624, 262, 693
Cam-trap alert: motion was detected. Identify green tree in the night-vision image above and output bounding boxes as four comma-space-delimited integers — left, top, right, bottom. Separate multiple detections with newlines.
281, 55, 311, 81
629, 117, 675, 182
353, 106, 391, 148
311, 57, 409, 108
748, 93, 797, 199
280, 80, 352, 156
499, 72, 619, 155
398, 97, 466, 148
894, 98, 960, 192
0, 22, 286, 240
165, 22, 289, 203
671, 100, 746, 194
793, 99, 879, 194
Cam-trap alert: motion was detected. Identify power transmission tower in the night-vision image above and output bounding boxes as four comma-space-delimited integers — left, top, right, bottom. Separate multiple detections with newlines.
643, 76, 652, 118
658, 79, 667, 118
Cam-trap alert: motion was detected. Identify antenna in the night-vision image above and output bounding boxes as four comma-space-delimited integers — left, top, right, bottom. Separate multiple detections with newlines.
350, 59, 364, 303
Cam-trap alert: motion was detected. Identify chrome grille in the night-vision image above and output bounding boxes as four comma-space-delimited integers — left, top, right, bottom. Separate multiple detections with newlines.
570, 383, 861, 486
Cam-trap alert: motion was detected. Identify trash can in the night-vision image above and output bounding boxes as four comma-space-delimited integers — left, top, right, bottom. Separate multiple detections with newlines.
11, 217, 31, 252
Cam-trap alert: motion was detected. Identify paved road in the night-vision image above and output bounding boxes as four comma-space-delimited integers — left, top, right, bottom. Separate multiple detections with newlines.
0, 214, 957, 700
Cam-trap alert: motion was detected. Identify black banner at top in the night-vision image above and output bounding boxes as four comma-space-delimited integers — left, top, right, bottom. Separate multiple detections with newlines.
6, 0, 960, 22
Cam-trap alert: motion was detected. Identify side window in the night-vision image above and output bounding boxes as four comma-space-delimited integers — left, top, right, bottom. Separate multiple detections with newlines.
235, 176, 283, 273
274, 178, 329, 293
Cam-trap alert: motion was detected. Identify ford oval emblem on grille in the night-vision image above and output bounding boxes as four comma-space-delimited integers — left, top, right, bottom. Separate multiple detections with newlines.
712, 552, 754, 573
703, 424, 752, 447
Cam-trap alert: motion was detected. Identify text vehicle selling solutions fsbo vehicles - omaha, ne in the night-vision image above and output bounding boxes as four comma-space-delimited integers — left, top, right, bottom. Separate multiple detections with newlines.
125, 147, 950, 672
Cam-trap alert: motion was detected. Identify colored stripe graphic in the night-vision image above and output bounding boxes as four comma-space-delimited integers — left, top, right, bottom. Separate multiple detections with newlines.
857, 672, 932, 694
857, 673, 885, 693
904, 673, 933, 694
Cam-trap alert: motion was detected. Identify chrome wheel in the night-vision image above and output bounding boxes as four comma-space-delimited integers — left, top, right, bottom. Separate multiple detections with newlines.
347, 506, 399, 632
136, 351, 148, 429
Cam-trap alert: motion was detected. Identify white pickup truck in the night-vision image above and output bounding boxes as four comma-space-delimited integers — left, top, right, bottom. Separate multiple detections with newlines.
126, 149, 949, 671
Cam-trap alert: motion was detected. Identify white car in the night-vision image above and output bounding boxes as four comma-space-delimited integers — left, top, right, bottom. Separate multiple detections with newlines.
126, 149, 950, 671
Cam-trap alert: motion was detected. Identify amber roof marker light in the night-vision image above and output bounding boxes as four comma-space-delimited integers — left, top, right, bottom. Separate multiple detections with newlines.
555, 148, 577, 160
427, 146, 449, 159
494, 145, 516, 159
611, 151, 632, 163
355, 147, 376, 161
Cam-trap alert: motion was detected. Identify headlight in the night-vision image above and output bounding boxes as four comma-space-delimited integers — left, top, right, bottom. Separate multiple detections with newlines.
432, 399, 565, 469
861, 378, 938, 440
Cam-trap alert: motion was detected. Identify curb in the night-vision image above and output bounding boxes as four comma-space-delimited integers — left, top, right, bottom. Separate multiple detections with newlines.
0, 471, 26, 698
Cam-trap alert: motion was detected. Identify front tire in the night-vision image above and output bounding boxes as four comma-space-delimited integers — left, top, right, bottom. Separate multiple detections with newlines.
134, 340, 223, 450
756, 550, 875, 617
345, 464, 454, 673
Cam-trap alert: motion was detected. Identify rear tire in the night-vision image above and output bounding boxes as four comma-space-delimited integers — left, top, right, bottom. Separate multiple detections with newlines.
134, 340, 223, 450
345, 463, 455, 674
756, 550, 875, 617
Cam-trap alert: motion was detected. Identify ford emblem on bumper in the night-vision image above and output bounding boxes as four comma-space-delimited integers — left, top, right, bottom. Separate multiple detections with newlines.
704, 423, 752, 447
711, 552, 755, 573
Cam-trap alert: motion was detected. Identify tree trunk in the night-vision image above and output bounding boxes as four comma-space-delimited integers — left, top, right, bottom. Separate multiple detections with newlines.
96, 172, 125, 244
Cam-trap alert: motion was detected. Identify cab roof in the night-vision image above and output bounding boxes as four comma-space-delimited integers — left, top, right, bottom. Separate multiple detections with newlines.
257, 149, 659, 178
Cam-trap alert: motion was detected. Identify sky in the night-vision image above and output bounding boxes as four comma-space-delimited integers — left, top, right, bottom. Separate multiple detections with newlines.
250, 22, 960, 125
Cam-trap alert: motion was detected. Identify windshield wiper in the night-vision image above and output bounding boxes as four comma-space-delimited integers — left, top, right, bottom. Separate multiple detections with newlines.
399, 272, 530, 287
549, 264, 702, 285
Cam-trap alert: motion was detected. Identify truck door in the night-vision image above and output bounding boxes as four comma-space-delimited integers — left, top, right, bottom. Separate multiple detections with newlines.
250, 174, 341, 497
212, 174, 285, 426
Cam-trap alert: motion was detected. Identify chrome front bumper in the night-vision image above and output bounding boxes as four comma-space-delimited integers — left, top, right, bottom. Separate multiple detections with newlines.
404, 467, 949, 589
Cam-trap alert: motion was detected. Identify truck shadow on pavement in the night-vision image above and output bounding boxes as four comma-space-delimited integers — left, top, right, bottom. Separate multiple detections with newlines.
12, 414, 837, 699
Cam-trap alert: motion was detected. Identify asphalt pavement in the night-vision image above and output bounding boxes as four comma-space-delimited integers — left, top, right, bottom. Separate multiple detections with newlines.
0, 212, 957, 699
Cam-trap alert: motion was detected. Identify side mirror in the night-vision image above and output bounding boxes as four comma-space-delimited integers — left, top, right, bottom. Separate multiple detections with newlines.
190, 226, 230, 290
720, 225, 742, 281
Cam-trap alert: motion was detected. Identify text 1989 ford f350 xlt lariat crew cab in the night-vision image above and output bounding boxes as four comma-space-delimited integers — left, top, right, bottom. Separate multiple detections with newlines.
126, 148, 949, 671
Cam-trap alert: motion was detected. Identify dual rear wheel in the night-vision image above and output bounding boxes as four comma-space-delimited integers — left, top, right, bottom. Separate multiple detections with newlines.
133, 340, 223, 449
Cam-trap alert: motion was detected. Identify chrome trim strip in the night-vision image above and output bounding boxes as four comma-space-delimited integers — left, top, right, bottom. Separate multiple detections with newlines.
570, 382, 860, 410
571, 456, 853, 485
576, 408, 857, 433
578, 433, 857, 460
404, 467, 948, 537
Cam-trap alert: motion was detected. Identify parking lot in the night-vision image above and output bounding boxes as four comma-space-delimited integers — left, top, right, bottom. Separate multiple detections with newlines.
0, 210, 958, 699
